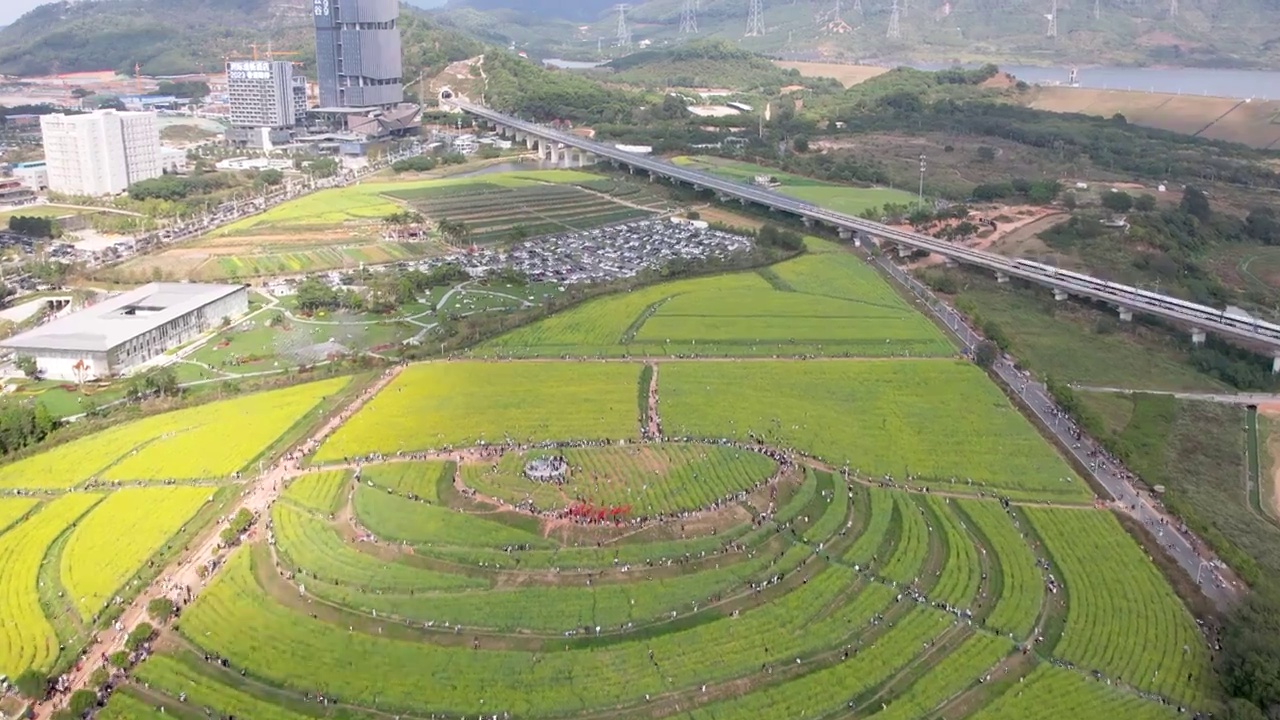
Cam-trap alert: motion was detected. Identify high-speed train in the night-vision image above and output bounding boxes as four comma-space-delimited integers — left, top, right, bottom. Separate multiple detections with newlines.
1013, 258, 1280, 340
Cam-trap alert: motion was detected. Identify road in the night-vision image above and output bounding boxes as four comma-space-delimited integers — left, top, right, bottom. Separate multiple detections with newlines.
875, 252, 1241, 609
34, 365, 406, 719
1073, 385, 1280, 406
451, 99, 1280, 352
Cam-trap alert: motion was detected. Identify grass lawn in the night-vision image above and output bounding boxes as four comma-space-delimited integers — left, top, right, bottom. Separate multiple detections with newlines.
1089, 394, 1280, 585
933, 270, 1227, 392
673, 156, 916, 215
0, 206, 100, 224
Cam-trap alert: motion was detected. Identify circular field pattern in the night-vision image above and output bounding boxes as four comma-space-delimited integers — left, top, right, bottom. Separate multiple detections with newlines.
457, 442, 782, 516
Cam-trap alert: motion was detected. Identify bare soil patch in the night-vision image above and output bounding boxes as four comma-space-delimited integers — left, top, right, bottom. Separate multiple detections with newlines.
773, 61, 889, 88
1258, 405, 1280, 519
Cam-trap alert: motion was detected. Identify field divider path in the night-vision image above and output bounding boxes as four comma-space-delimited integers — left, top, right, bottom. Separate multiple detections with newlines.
33, 365, 407, 720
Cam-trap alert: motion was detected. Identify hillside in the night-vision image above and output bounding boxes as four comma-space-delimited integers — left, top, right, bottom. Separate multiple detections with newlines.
431, 0, 1280, 69
0, 0, 482, 78
602, 40, 825, 90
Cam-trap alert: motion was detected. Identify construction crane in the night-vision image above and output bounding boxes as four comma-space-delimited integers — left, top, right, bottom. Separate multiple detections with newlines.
248, 43, 300, 61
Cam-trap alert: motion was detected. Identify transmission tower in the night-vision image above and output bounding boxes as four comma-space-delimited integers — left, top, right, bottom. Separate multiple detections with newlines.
852, 0, 861, 11
887, 0, 901, 38
615, 4, 632, 48
1093, 0, 1100, 19
1046, 0, 1057, 38
746, 0, 766, 36
680, 0, 699, 33
1169, 0, 1178, 17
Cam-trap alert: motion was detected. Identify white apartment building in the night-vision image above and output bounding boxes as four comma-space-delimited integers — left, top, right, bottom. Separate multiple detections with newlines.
39, 110, 163, 197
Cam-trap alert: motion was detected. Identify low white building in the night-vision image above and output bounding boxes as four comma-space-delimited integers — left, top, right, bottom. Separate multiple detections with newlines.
0, 283, 248, 381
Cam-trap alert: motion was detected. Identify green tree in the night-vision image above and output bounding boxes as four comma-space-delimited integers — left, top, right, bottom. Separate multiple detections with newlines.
1181, 185, 1212, 221
68, 689, 97, 716
974, 340, 999, 369
1100, 191, 1133, 213
147, 596, 176, 622
975, 145, 997, 162
792, 135, 810, 153
15, 355, 38, 379
12, 668, 48, 700
1134, 194, 1157, 211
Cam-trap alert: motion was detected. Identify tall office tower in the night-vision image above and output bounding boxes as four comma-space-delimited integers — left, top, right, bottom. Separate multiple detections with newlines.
313, 0, 404, 109
227, 60, 299, 129
40, 110, 161, 197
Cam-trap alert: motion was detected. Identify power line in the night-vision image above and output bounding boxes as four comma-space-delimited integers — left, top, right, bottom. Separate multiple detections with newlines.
746, 0, 766, 36
680, 0, 699, 33
887, 0, 901, 38
615, 4, 632, 48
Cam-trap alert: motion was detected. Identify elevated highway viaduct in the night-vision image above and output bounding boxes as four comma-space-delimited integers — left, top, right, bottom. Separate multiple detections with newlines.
442, 94, 1280, 368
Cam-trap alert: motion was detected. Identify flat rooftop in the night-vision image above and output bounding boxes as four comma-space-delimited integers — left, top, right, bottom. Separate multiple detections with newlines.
0, 282, 245, 353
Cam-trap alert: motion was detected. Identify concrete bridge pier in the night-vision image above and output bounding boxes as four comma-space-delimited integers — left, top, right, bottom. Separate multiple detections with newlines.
1273, 355, 1280, 374
1117, 307, 1134, 322
548, 142, 562, 165
802, 217, 814, 228
515, 130, 527, 143
1053, 288, 1069, 301
577, 151, 597, 168
995, 271, 1010, 283
1191, 328, 1207, 345
525, 136, 535, 150
896, 245, 912, 258
942, 256, 957, 268
837, 228, 854, 240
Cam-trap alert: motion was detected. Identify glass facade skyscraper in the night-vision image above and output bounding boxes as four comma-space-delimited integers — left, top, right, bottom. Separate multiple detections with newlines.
313, 0, 404, 109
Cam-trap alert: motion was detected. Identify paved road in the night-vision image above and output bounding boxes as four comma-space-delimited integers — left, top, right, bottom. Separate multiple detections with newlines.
874, 253, 1242, 610
34, 366, 406, 719
1074, 385, 1280, 406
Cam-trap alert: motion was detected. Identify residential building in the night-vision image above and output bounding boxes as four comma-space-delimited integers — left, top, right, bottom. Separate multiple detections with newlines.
39, 110, 162, 197
313, 0, 404, 109
0, 283, 248, 381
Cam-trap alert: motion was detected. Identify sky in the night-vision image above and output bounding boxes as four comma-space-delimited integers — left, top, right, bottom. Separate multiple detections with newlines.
1, 0, 50, 26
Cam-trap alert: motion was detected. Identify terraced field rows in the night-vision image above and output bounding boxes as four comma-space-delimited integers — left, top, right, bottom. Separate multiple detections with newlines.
362, 461, 452, 500
281, 470, 349, 515
872, 632, 1013, 720
924, 495, 983, 608
881, 493, 932, 584
61, 486, 213, 620
0, 493, 102, 676
958, 499, 1044, 640
1025, 508, 1215, 705
970, 664, 1180, 720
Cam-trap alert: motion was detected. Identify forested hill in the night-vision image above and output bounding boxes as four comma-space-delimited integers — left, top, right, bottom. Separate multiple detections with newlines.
431, 0, 1280, 69
0, 0, 482, 78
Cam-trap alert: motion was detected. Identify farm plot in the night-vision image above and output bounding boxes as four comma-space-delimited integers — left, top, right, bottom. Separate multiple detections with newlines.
272, 502, 487, 592
660, 360, 1089, 501
970, 663, 1180, 720
315, 362, 639, 460
480, 247, 950, 358
1024, 507, 1215, 706
0, 497, 38, 533
60, 486, 213, 620
354, 485, 551, 549
361, 461, 452, 500
459, 443, 777, 515
281, 470, 349, 515
0, 377, 349, 489
181, 552, 905, 716
0, 493, 102, 677
197, 242, 432, 281
873, 632, 1013, 720
958, 499, 1043, 639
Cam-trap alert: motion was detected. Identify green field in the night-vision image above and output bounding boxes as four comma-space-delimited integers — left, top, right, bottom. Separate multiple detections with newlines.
315, 362, 640, 460
480, 239, 953, 358
660, 359, 1088, 501
673, 155, 916, 215
0, 377, 348, 489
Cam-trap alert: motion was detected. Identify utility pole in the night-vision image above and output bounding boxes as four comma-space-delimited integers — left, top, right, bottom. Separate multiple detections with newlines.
746, 0, 766, 36
680, 0, 699, 34
1093, 0, 1100, 20
615, 4, 632, 49
917, 154, 927, 208
887, 0, 901, 39
1046, 0, 1057, 38
1169, 0, 1178, 17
